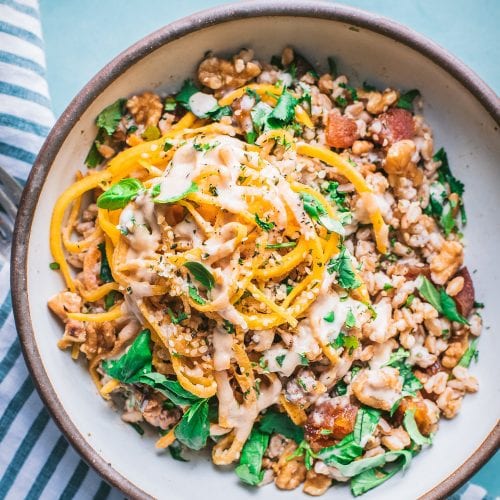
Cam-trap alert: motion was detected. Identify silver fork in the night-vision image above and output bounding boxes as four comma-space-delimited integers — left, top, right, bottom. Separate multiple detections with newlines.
0, 165, 23, 258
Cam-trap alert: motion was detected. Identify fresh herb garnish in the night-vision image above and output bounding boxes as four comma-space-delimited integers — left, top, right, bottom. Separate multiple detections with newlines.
327, 56, 337, 77
339, 82, 358, 101
223, 320, 235, 334
169, 440, 188, 462
287, 440, 316, 470
266, 90, 299, 129
258, 410, 304, 443
166, 307, 188, 325
96, 99, 125, 135
327, 246, 361, 290
458, 338, 479, 368
323, 311, 335, 323
97, 178, 144, 210
301, 192, 344, 235
396, 89, 420, 110
254, 214, 275, 231
188, 285, 206, 305
49, 262, 60, 270
235, 427, 270, 485
418, 276, 469, 324
183, 261, 215, 290
275, 354, 286, 367
345, 309, 356, 328
330, 332, 359, 353
174, 398, 210, 450
175, 79, 230, 120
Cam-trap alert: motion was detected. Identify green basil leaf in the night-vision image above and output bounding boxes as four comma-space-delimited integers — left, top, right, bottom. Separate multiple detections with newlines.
350, 452, 411, 496
254, 214, 275, 231
458, 338, 479, 368
396, 89, 420, 110
102, 329, 152, 382
97, 178, 144, 210
97, 242, 113, 283
96, 99, 125, 135
235, 427, 270, 486
327, 247, 361, 290
317, 434, 363, 466
174, 399, 210, 450
418, 276, 443, 313
403, 409, 432, 446
152, 181, 198, 204
183, 261, 215, 290
188, 285, 206, 305
267, 90, 299, 128
439, 288, 469, 324
353, 407, 380, 446
258, 410, 304, 443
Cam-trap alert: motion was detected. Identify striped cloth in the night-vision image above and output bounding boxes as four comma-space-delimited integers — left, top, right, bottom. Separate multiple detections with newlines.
0, 1, 495, 499
0, 0, 120, 498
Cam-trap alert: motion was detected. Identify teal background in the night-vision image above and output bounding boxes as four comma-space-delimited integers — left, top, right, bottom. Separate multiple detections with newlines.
38, 0, 499, 496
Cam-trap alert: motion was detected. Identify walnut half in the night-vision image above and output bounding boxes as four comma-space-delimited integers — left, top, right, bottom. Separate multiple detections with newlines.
198, 50, 261, 91
126, 92, 163, 126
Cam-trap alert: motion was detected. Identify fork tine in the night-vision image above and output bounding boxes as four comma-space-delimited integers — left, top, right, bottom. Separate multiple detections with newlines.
0, 164, 23, 206
0, 188, 17, 221
0, 212, 13, 239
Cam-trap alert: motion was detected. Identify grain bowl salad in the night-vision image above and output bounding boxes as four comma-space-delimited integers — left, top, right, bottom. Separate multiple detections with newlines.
48, 47, 482, 496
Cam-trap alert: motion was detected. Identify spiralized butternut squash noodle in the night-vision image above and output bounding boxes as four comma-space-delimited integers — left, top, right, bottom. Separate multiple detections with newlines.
48, 48, 482, 496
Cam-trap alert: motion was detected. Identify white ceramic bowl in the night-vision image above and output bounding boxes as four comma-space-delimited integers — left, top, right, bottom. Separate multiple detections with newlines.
12, 2, 500, 499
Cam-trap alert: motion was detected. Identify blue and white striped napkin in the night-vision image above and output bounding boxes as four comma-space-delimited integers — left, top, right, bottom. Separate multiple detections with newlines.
0, 0, 496, 499
0, 1, 119, 498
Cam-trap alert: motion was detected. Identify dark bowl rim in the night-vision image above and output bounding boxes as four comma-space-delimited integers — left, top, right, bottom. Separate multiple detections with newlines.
11, 2, 500, 499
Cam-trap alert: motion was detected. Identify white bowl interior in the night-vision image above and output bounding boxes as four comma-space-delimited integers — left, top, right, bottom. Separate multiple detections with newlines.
26, 14, 500, 500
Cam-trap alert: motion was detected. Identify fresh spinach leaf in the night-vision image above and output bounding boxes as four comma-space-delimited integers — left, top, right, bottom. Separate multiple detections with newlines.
353, 407, 380, 446
97, 178, 144, 210
136, 372, 200, 406
317, 434, 363, 466
235, 427, 270, 485
286, 440, 316, 470
175, 79, 199, 108
439, 288, 469, 324
258, 410, 304, 443
418, 276, 442, 313
327, 247, 361, 290
102, 329, 152, 382
403, 409, 432, 446
183, 261, 215, 290
350, 452, 411, 496
174, 398, 210, 450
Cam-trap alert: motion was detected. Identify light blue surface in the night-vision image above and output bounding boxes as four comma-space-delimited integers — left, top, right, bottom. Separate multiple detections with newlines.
39, 0, 499, 497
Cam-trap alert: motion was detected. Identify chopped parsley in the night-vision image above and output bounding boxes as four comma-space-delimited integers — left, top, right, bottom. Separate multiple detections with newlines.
396, 89, 420, 110
327, 246, 361, 290
323, 311, 335, 323
254, 214, 275, 232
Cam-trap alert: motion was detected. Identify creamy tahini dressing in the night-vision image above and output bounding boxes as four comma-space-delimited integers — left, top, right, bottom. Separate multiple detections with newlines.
212, 326, 233, 371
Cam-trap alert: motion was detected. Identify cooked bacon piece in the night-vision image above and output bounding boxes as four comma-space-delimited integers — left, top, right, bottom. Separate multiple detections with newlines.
325, 113, 359, 149
305, 397, 358, 451
372, 108, 414, 145
453, 267, 475, 317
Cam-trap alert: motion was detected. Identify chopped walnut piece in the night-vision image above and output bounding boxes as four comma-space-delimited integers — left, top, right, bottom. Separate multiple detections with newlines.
275, 442, 307, 490
198, 52, 261, 91
441, 337, 468, 368
437, 387, 463, 418
126, 92, 163, 126
430, 241, 464, 285
303, 469, 332, 496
